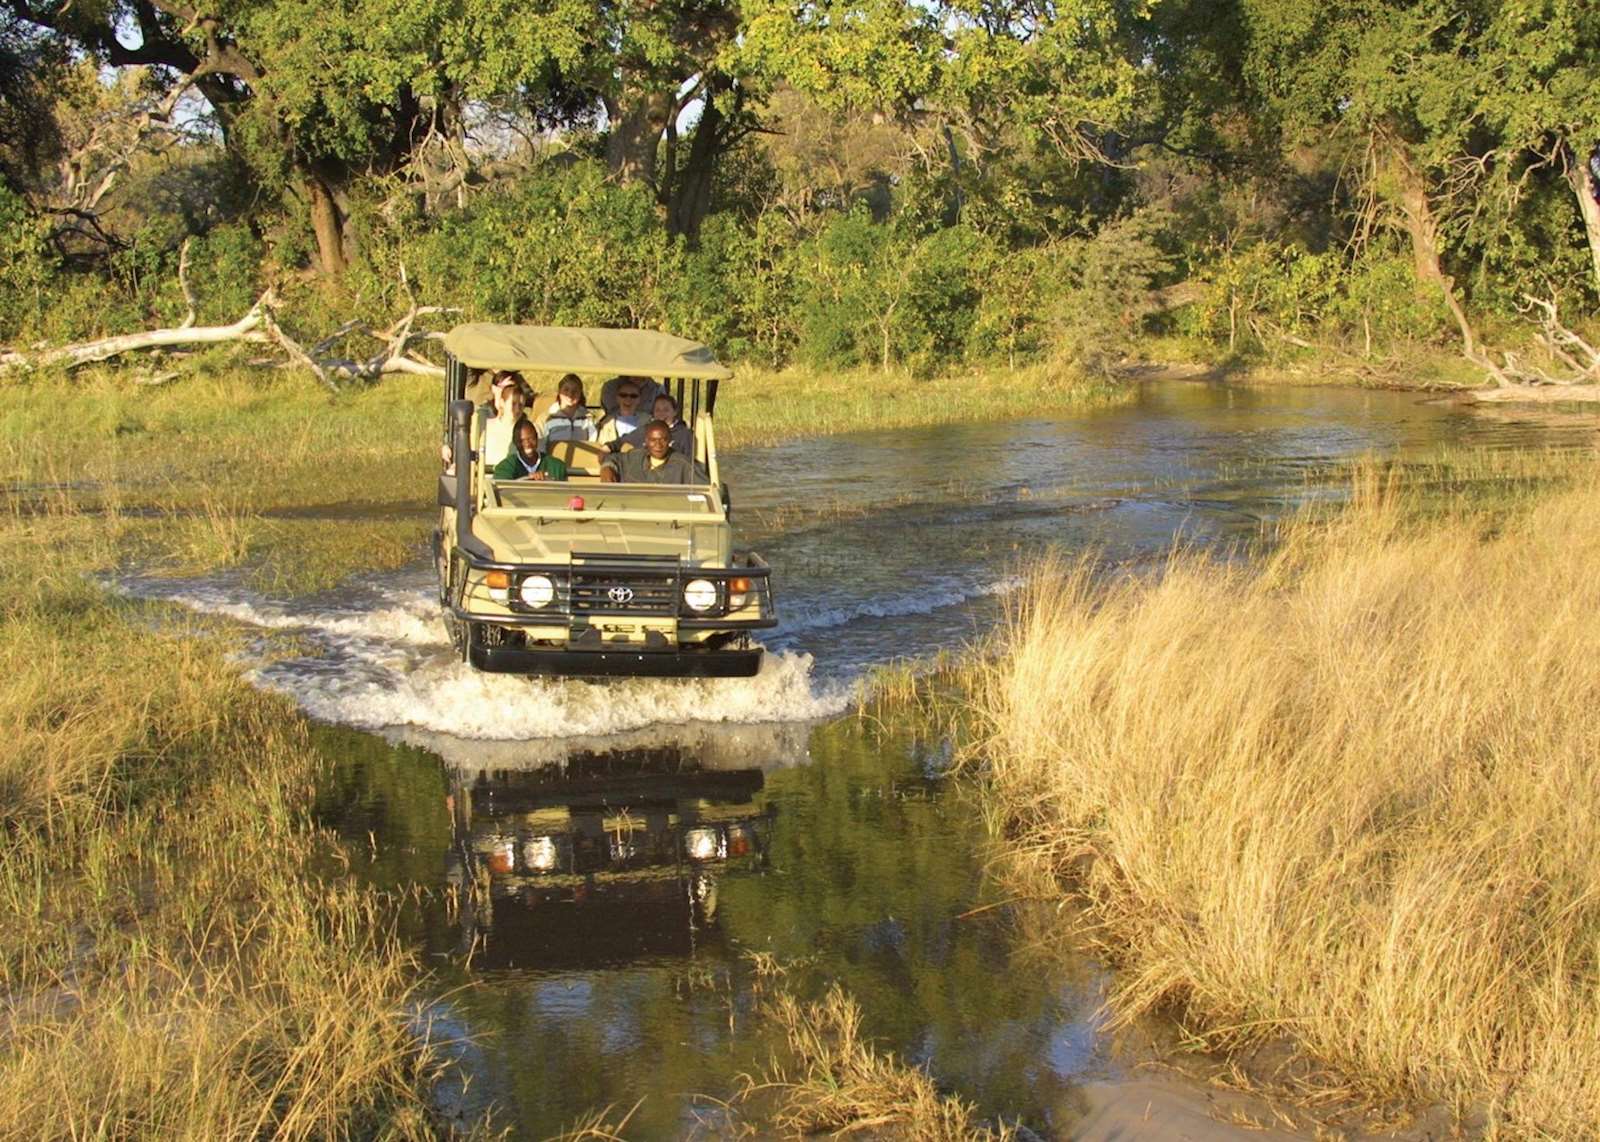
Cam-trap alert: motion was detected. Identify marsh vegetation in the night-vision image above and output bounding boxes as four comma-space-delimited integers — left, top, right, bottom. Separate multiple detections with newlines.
954, 452, 1600, 1136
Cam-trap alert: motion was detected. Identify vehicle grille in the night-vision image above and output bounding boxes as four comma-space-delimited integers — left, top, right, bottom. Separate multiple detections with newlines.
569, 571, 677, 616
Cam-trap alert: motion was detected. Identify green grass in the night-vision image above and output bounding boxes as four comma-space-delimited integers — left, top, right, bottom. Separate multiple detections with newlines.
716, 361, 1130, 448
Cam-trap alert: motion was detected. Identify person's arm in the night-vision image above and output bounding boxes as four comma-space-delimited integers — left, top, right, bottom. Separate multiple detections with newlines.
599, 452, 622, 483
547, 455, 569, 482
491, 452, 520, 480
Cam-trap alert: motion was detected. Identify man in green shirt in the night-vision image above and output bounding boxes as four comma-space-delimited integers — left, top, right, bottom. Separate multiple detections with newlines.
493, 420, 568, 481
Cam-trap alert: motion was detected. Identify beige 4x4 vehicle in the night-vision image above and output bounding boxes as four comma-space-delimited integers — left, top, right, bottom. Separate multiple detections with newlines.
435, 324, 776, 677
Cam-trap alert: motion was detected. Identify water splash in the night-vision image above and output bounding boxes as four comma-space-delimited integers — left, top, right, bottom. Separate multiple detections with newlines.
115, 573, 848, 740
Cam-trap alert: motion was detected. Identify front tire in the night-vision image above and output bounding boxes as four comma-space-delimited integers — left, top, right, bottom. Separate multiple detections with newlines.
437, 538, 471, 662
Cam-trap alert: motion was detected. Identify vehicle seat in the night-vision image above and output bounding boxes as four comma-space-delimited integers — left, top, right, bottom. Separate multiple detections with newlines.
548, 439, 611, 476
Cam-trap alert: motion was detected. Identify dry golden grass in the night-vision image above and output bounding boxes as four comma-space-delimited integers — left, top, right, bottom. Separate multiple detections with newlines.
968, 460, 1600, 1136
734, 983, 1014, 1141
0, 507, 438, 1134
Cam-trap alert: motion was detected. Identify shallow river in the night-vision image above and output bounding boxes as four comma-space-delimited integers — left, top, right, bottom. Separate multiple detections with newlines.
125, 382, 1594, 1137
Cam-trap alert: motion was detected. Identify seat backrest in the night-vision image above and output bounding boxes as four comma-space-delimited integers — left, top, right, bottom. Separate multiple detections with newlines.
547, 439, 611, 476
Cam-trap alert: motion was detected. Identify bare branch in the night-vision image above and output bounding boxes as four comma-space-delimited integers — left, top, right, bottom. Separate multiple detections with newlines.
0, 293, 275, 372
176, 238, 197, 329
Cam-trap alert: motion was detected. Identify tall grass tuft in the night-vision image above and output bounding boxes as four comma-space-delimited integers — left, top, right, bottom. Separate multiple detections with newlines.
969, 460, 1600, 1134
737, 983, 1014, 1140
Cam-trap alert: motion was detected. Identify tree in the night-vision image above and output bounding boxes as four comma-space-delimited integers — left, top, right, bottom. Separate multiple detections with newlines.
1234, 0, 1599, 386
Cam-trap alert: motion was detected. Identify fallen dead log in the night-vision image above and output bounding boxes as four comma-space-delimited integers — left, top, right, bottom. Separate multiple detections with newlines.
0, 293, 276, 372
0, 290, 452, 388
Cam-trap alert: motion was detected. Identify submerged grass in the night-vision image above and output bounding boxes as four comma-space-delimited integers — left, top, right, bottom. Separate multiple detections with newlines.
965, 454, 1600, 1136
734, 983, 1015, 1141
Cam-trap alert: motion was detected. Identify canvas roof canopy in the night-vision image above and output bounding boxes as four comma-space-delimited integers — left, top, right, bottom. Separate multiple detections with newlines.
443, 324, 733, 380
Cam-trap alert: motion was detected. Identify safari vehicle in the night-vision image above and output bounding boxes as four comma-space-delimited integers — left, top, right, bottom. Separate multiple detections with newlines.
435, 324, 776, 676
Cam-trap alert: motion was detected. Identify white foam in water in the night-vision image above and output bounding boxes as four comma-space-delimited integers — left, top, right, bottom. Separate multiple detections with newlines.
265, 648, 845, 739
114, 574, 849, 740
119, 577, 449, 648
779, 575, 1025, 635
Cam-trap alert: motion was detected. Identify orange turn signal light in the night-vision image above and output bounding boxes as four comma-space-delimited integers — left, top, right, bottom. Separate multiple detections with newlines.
485, 571, 511, 590
729, 577, 752, 593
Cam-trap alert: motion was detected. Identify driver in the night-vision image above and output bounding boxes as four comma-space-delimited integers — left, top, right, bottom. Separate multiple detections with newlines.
599, 421, 697, 484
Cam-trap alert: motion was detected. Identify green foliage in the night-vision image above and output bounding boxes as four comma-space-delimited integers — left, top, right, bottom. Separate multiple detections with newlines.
187, 225, 268, 325
408, 164, 681, 328
1049, 211, 1175, 372
1185, 238, 1449, 355
0, 185, 51, 342
790, 210, 994, 374
4, 0, 1599, 375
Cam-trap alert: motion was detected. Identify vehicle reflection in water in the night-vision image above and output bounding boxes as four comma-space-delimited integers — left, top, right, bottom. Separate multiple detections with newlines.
314, 718, 1109, 1139
445, 742, 775, 973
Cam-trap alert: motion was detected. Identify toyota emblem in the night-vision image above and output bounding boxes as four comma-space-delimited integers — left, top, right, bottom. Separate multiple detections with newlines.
607, 586, 634, 604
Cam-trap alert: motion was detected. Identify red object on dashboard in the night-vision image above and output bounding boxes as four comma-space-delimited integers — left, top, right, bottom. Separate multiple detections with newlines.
568, 496, 585, 511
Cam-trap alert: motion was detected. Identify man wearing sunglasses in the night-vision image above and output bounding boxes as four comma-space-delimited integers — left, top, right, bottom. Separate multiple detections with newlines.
596, 377, 651, 448
599, 374, 662, 417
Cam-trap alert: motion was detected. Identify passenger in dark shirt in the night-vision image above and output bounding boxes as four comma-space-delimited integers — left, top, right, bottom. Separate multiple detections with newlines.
600, 421, 698, 484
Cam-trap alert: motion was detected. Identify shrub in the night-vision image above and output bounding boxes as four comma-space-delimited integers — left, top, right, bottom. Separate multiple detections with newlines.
0, 186, 54, 343
1048, 210, 1173, 372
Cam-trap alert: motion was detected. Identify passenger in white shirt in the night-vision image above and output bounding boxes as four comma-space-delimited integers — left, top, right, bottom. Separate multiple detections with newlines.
478, 372, 527, 468
596, 378, 648, 448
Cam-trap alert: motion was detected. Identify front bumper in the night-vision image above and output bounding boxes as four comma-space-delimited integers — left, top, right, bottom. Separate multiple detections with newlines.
468, 642, 763, 677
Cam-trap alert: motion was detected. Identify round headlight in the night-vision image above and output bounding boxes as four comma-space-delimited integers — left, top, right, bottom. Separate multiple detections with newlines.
684, 826, 722, 862
682, 578, 718, 612
519, 574, 555, 608
523, 835, 559, 873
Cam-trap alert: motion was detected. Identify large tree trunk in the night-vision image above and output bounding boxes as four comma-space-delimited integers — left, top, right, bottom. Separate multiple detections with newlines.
1562, 141, 1600, 299
1383, 137, 1502, 379
305, 173, 348, 275
666, 88, 724, 242
604, 86, 674, 187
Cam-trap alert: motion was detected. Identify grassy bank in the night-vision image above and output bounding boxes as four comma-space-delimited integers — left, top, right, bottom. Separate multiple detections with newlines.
717, 361, 1128, 447
965, 457, 1600, 1135
0, 503, 437, 1135
1127, 335, 1491, 391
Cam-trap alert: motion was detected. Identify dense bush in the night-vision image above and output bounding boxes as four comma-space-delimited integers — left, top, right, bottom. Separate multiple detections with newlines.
0, 185, 52, 343
5, 137, 1591, 378
406, 166, 682, 329
1185, 239, 1449, 357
